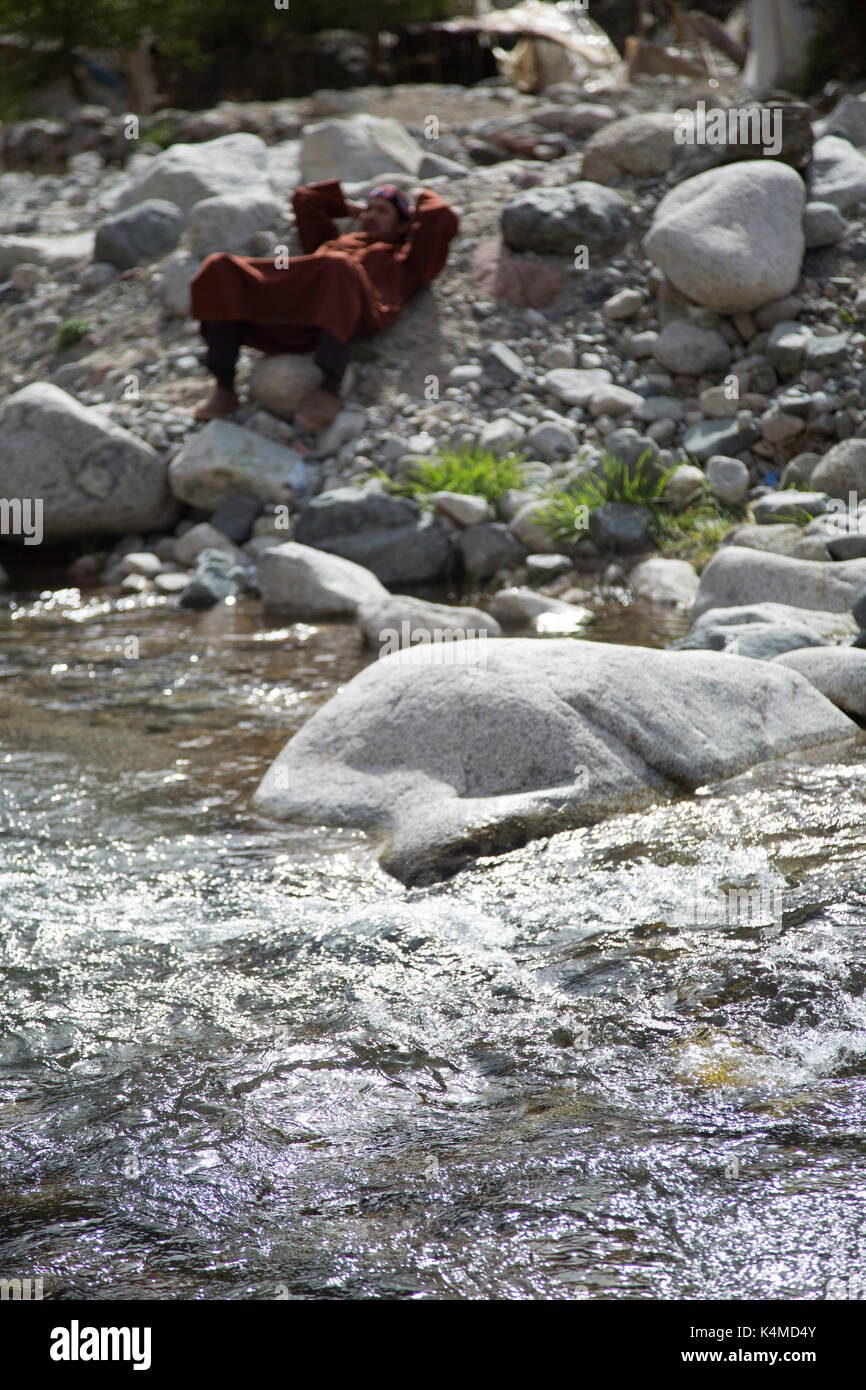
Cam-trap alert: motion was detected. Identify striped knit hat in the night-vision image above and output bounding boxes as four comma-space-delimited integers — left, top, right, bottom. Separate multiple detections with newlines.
368, 184, 411, 219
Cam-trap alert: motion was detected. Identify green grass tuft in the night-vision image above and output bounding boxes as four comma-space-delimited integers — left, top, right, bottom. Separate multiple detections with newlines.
537, 450, 676, 550
376, 447, 528, 505
55, 318, 92, 352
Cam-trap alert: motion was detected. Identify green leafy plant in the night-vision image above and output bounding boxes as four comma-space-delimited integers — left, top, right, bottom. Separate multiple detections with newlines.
142, 122, 178, 150
378, 447, 528, 506
537, 450, 676, 550
55, 318, 92, 351
653, 500, 743, 572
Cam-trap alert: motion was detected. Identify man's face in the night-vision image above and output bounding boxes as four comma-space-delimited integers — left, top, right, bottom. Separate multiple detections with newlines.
360, 195, 404, 240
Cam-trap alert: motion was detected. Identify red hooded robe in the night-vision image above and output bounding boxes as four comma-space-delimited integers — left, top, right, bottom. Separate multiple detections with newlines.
188, 179, 459, 356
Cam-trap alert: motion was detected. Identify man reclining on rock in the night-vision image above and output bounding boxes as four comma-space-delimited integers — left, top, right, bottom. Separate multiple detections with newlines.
189, 179, 459, 430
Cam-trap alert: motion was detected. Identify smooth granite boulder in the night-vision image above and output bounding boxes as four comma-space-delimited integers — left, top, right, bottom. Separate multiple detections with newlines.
253, 638, 855, 884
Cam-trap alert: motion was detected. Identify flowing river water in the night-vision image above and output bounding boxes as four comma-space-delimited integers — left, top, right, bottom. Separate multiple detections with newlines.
2, 569, 866, 1301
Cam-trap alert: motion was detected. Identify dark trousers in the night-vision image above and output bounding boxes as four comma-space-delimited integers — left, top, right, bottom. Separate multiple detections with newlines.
199, 321, 351, 392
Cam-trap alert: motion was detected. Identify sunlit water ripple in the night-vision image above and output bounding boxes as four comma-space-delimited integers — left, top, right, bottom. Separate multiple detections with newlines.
1, 583, 865, 1299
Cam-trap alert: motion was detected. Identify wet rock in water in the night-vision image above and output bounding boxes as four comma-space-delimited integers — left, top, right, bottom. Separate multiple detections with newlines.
580, 113, 679, 184
247, 353, 324, 420
771, 647, 866, 719
525, 552, 573, 581
115, 132, 272, 217
629, 557, 699, 606
187, 192, 282, 258
356, 595, 501, 651
589, 502, 653, 554
300, 114, 424, 182
252, 638, 855, 885
258, 540, 386, 617
752, 491, 828, 525
459, 521, 527, 580
293, 486, 451, 586
93, 198, 183, 270
168, 420, 310, 509
0, 382, 177, 542
808, 439, 866, 501
644, 161, 805, 313
488, 588, 591, 632
706, 455, 750, 506
178, 548, 250, 609
692, 548, 866, 619
501, 182, 630, 257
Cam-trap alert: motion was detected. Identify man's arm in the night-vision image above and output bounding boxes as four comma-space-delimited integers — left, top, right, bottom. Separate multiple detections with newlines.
397, 189, 459, 291
291, 179, 351, 253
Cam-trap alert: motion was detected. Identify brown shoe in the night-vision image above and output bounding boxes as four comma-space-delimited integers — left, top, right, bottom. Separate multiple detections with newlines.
295, 387, 342, 431
192, 384, 239, 421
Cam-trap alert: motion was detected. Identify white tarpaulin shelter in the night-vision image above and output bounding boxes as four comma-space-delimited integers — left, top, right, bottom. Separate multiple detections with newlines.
434, 1, 620, 92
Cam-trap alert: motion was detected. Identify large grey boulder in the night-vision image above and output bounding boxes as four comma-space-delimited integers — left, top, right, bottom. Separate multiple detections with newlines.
684, 602, 857, 642
0, 382, 177, 542
673, 619, 830, 660
357, 595, 501, 651
807, 135, 866, 213
252, 638, 855, 884
771, 647, 866, 719
187, 192, 282, 258
115, 133, 272, 217
94, 199, 183, 270
258, 541, 386, 618
300, 114, 424, 182
580, 113, 679, 184
501, 182, 630, 257
725, 522, 831, 562
168, 420, 312, 509
809, 440, 866, 502
692, 547, 866, 619
293, 486, 452, 586
643, 160, 805, 313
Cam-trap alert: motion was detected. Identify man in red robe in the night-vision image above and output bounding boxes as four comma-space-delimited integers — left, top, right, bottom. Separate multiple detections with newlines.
189, 180, 459, 429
